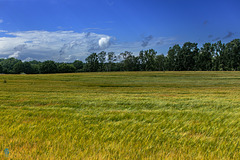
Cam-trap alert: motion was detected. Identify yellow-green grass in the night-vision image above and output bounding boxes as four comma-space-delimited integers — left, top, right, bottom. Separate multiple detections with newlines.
0, 71, 240, 159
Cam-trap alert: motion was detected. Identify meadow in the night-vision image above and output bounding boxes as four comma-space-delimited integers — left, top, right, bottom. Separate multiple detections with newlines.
0, 71, 240, 159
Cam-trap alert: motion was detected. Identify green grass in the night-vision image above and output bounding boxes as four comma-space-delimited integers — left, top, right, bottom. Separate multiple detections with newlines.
0, 71, 240, 159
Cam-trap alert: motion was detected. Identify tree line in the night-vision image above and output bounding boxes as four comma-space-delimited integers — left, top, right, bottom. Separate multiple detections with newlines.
0, 39, 240, 74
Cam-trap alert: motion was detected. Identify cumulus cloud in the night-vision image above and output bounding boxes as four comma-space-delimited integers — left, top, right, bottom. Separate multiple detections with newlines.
99, 37, 111, 49
0, 30, 114, 62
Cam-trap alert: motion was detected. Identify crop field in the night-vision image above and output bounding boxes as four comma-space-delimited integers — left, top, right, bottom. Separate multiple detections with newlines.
0, 71, 240, 159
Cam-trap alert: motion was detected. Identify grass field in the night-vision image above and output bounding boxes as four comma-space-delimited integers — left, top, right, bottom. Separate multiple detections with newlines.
0, 71, 240, 159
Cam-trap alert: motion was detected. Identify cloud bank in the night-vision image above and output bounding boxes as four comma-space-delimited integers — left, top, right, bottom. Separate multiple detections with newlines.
0, 30, 175, 62
0, 30, 113, 62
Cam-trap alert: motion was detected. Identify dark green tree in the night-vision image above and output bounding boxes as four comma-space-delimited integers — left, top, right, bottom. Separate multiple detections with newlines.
0, 58, 21, 73
13, 61, 25, 74
23, 62, 35, 74
98, 51, 106, 71
119, 51, 130, 71
107, 52, 116, 72
166, 45, 180, 71
212, 41, 225, 71
30, 64, 40, 74
198, 43, 214, 71
28, 60, 41, 73
39, 60, 58, 74
85, 53, 99, 72
156, 54, 166, 71
139, 50, 146, 71
225, 39, 240, 70
176, 42, 199, 71
29, 60, 41, 65
13, 61, 34, 74
139, 49, 157, 71
73, 60, 84, 71
58, 63, 76, 73
120, 51, 139, 71
0, 64, 3, 73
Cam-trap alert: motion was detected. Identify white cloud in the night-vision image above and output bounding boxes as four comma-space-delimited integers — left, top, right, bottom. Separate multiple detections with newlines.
9, 51, 20, 58
0, 30, 114, 62
0, 30, 176, 62
0, 19, 3, 23
99, 37, 111, 49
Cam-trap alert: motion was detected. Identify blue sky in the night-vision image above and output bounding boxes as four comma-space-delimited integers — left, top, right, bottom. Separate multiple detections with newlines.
0, 0, 239, 62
